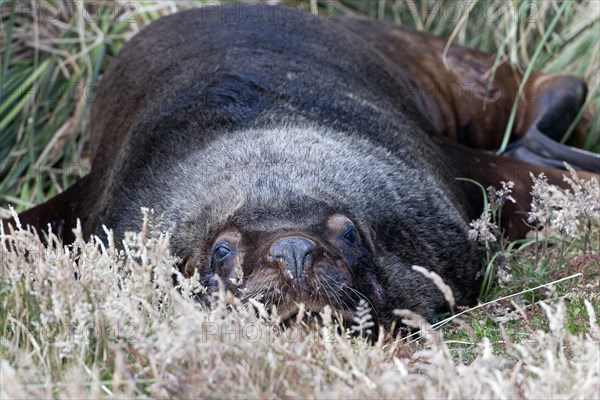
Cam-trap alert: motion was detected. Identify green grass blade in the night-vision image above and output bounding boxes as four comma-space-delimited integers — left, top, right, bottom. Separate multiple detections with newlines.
0, 59, 51, 118
497, 1, 570, 154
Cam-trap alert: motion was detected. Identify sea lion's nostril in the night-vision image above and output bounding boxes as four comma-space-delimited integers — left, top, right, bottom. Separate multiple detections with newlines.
270, 237, 315, 281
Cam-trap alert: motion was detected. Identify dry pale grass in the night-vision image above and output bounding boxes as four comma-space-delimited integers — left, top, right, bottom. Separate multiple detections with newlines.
1, 207, 599, 399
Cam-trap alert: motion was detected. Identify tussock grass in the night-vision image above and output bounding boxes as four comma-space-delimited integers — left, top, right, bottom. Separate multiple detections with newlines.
1, 208, 599, 399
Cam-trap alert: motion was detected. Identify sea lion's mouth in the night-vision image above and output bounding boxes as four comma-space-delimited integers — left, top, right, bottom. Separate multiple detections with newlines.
273, 301, 363, 327
235, 269, 378, 327
197, 252, 390, 332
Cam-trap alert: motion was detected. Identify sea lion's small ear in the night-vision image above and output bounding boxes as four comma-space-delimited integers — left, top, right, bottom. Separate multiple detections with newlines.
369, 226, 377, 241
1, 174, 94, 244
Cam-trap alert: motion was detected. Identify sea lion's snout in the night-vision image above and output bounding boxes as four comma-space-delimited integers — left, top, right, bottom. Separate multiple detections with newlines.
269, 237, 315, 282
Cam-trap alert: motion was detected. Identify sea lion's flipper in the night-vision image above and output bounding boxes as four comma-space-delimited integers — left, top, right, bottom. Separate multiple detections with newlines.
1, 174, 94, 243
505, 128, 600, 173
341, 17, 593, 151
522, 76, 587, 142
503, 77, 599, 173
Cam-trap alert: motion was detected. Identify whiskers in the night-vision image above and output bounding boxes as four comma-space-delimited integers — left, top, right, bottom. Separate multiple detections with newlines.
314, 270, 379, 321
239, 271, 283, 307
221, 264, 379, 325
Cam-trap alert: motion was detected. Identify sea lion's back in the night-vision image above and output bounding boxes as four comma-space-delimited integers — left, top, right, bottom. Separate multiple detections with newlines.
90, 5, 434, 178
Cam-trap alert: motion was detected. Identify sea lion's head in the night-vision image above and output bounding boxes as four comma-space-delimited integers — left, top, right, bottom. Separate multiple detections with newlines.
152, 125, 397, 325
112, 124, 480, 327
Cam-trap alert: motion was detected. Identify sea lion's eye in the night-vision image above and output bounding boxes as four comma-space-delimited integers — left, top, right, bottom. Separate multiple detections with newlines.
213, 244, 232, 261
342, 226, 358, 245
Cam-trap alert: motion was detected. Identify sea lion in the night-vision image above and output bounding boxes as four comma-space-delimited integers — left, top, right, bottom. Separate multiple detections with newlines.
3, 5, 599, 326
